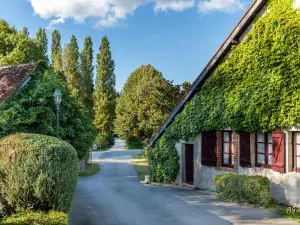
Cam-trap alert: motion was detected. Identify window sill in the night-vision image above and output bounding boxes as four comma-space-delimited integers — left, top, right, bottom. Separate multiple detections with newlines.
216, 166, 237, 173
255, 164, 272, 169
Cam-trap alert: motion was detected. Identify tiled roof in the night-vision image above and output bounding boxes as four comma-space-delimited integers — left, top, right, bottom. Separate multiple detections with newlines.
0, 63, 36, 103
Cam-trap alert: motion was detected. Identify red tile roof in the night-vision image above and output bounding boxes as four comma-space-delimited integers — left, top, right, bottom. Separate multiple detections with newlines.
0, 63, 36, 103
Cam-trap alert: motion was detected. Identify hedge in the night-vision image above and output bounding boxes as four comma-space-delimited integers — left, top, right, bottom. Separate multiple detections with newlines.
149, 0, 300, 183
126, 136, 144, 149
0, 133, 78, 217
214, 174, 274, 207
1, 211, 67, 225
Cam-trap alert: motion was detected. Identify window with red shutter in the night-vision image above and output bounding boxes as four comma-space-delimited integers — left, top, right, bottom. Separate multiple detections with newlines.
272, 132, 285, 173
240, 132, 251, 167
202, 132, 217, 167
222, 131, 234, 167
256, 133, 273, 167
293, 132, 300, 172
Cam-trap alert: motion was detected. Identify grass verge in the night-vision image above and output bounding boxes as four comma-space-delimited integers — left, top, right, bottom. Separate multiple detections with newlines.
132, 153, 149, 181
1, 211, 67, 225
268, 205, 300, 223
79, 163, 100, 177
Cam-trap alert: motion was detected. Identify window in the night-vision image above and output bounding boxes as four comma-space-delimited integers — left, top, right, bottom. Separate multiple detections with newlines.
294, 132, 300, 172
256, 133, 273, 166
223, 131, 234, 167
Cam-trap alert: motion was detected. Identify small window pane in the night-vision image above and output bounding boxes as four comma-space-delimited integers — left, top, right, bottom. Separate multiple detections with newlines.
297, 145, 300, 156
268, 155, 273, 165
296, 133, 300, 144
257, 143, 265, 153
232, 153, 235, 165
223, 154, 229, 164
257, 133, 265, 142
231, 133, 234, 143
268, 133, 272, 143
268, 144, 273, 154
223, 132, 229, 142
297, 157, 300, 169
257, 154, 265, 164
224, 143, 229, 153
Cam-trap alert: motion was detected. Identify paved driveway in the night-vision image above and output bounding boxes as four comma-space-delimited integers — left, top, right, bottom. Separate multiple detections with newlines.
69, 140, 297, 225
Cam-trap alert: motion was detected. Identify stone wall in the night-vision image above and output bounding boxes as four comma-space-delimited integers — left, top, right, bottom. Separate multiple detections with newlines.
79, 159, 86, 172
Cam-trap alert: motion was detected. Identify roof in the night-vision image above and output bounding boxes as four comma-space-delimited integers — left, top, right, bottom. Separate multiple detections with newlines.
149, 0, 268, 147
0, 63, 36, 103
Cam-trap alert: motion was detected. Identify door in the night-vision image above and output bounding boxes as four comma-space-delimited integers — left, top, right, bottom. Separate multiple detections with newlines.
185, 144, 194, 185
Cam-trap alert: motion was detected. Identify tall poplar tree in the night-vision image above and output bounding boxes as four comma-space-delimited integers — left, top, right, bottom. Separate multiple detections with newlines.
36, 28, 48, 64
63, 35, 82, 104
51, 30, 63, 72
80, 36, 94, 113
93, 36, 116, 136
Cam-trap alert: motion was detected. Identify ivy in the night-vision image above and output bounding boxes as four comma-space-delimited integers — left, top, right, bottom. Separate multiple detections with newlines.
149, 0, 300, 183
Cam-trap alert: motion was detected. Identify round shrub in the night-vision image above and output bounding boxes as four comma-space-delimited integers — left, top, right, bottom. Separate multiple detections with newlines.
0, 133, 78, 217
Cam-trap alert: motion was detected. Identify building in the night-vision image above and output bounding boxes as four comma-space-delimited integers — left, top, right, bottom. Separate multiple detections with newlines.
0, 63, 37, 103
150, 0, 300, 207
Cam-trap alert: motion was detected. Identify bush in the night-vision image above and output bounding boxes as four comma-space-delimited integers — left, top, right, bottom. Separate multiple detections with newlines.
0, 133, 78, 217
214, 174, 274, 207
2, 211, 67, 225
94, 133, 114, 150
126, 136, 144, 149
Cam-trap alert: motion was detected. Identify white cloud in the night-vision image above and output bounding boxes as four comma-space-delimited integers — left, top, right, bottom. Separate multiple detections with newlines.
29, 0, 245, 29
198, 0, 244, 13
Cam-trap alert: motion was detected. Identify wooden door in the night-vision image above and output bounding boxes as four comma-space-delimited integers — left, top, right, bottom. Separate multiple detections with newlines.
185, 144, 194, 185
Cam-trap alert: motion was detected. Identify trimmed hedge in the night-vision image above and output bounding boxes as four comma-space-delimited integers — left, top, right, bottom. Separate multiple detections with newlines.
2, 211, 67, 225
214, 174, 274, 207
126, 136, 144, 149
0, 133, 78, 217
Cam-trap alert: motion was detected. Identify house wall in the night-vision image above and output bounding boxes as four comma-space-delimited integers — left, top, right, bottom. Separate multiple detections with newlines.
175, 130, 300, 207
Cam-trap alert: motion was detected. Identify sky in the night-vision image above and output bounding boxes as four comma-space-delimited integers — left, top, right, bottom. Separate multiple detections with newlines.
1, 0, 251, 91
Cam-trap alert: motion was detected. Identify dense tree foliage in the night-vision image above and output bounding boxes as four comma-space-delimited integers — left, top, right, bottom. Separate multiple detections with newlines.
36, 28, 48, 64
63, 35, 83, 105
0, 20, 41, 66
115, 65, 181, 140
150, 0, 300, 183
181, 81, 191, 96
80, 36, 94, 113
0, 64, 96, 159
51, 30, 63, 72
93, 37, 116, 136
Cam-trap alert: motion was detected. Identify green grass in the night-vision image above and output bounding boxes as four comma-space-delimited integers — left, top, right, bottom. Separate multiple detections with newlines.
132, 153, 149, 181
79, 163, 100, 177
268, 205, 300, 223
1, 211, 67, 225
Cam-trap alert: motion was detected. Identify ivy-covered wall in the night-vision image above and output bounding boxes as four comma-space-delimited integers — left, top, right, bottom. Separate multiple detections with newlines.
149, 0, 300, 183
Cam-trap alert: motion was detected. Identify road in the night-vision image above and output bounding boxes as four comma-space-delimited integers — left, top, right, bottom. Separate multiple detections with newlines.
69, 139, 297, 225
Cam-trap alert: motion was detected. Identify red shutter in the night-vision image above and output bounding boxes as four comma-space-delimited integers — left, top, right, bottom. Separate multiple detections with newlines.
272, 132, 285, 173
202, 132, 217, 167
240, 132, 251, 167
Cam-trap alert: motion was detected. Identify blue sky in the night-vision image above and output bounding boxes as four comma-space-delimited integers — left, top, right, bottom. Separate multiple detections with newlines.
1, 0, 251, 91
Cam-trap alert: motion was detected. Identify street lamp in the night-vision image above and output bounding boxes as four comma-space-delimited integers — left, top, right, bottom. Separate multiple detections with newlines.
53, 88, 62, 138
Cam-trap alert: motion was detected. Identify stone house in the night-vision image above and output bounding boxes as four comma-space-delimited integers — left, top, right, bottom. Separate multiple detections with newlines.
150, 0, 300, 207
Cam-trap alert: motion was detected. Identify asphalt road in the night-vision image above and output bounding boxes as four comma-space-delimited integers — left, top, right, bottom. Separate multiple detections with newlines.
69, 139, 297, 225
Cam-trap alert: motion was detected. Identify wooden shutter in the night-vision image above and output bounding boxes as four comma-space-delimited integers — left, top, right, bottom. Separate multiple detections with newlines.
240, 132, 251, 167
202, 132, 217, 167
272, 132, 285, 173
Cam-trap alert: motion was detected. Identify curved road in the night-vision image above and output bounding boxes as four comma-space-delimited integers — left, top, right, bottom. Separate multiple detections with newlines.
69, 139, 297, 225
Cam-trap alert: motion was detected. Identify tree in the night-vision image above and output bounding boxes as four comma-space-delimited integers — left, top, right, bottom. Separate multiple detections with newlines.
0, 20, 41, 66
115, 65, 181, 139
93, 37, 116, 136
51, 30, 63, 72
36, 28, 48, 64
181, 81, 192, 96
63, 35, 82, 104
80, 36, 94, 113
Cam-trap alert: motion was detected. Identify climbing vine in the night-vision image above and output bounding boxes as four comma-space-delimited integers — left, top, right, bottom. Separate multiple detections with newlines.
149, 0, 300, 183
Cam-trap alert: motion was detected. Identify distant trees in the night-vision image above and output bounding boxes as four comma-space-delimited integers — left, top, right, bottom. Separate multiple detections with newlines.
36, 28, 48, 64
93, 37, 117, 137
51, 30, 63, 72
181, 81, 191, 96
115, 65, 181, 140
0, 20, 41, 66
80, 37, 94, 113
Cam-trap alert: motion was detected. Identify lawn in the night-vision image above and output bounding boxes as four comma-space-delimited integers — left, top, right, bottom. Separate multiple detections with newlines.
132, 153, 149, 181
79, 163, 100, 177
269, 205, 300, 223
